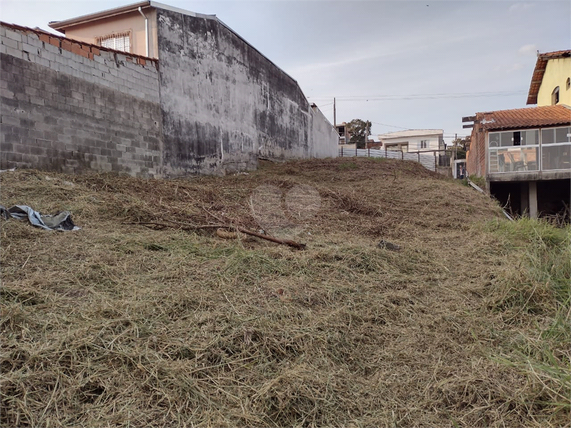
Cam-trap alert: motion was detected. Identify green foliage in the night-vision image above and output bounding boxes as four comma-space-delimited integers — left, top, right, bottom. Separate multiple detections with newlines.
337, 161, 358, 171
486, 218, 570, 311
468, 175, 486, 189
347, 119, 372, 149
485, 218, 571, 420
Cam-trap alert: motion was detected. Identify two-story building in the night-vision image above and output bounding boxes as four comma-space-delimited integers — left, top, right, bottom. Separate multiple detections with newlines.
335, 122, 352, 147
527, 50, 571, 107
465, 49, 571, 219
377, 129, 444, 153
48, 1, 162, 58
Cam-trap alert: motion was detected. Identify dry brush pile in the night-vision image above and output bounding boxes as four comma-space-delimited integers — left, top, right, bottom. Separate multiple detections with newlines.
1, 158, 569, 427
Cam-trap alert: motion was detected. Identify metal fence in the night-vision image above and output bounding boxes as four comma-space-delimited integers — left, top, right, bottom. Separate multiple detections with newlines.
338, 147, 452, 172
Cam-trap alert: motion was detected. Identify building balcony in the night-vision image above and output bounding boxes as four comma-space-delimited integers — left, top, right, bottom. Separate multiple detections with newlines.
487, 126, 571, 181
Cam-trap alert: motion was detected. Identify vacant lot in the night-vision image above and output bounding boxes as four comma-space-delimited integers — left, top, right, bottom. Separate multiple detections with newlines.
1, 158, 569, 427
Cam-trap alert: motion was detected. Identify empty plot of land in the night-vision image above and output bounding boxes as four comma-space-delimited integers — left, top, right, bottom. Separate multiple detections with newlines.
1, 158, 569, 427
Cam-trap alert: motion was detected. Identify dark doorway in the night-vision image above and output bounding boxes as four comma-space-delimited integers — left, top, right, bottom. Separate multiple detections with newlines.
490, 179, 570, 221
490, 181, 524, 217
537, 179, 570, 219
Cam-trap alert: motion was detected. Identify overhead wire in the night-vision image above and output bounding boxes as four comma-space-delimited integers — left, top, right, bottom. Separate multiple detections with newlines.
309, 90, 526, 102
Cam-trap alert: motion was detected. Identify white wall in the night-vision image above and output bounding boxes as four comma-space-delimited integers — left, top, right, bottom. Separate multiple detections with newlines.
310, 105, 339, 158
381, 135, 442, 152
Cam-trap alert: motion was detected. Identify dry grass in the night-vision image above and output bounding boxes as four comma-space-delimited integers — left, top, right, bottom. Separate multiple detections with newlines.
1, 158, 569, 427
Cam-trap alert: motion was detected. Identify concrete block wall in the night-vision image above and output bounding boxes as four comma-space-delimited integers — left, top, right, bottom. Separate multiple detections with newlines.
1, 9, 337, 178
0, 23, 163, 177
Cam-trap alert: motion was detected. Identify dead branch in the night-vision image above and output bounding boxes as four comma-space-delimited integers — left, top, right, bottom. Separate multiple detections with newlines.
201, 206, 305, 249
233, 226, 306, 250
128, 219, 306, 250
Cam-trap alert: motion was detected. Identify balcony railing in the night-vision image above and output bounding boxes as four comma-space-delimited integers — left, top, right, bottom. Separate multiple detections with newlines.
488, 126, 571, 174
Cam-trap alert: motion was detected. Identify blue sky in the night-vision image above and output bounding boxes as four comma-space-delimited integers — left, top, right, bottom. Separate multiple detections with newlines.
1, 0, 570, 141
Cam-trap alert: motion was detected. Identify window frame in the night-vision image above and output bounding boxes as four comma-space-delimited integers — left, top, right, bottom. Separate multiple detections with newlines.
487, 126, 571, 174
96, 30, 132, 53
552, 86, 560, 105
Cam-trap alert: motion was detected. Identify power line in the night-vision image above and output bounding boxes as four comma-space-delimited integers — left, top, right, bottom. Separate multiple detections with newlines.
309, 90, 526, 102
371, 121, 408, 130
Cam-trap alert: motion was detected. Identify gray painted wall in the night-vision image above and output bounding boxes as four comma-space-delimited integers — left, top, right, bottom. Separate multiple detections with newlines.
156, 8, 337, 176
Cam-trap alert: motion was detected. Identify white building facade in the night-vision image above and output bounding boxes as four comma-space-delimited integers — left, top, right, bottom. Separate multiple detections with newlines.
378, 129, 444, 153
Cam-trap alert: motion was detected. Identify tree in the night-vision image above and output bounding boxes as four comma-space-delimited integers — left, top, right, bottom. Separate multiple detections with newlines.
347, 119, 372, 149
450, 136, 469, 159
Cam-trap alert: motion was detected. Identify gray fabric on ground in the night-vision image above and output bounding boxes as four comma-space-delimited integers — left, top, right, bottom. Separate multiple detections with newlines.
0, 205, 80, 231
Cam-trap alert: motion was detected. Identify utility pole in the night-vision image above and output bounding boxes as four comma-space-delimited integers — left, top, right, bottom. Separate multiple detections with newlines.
333, 97, 336, 127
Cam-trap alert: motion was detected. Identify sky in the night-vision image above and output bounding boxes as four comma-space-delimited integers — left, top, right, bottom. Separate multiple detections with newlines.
0, 0, 570, 142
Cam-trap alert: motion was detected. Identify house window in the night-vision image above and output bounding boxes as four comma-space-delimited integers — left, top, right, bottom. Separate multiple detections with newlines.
97, 31, 131, 53
552, 86, 560, 105
567, 78, 570, 90
489, 130, 539, 148
542, 126, 571, 144
420, 140, 428, 149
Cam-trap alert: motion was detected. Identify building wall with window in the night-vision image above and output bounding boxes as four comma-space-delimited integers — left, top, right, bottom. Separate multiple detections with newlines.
466, 105, 571, 182
465, 105, 571, 218
537, 57, 571, 106
50, 9, 158, 58
378, 130, 444, 153
1, 4, 338, 177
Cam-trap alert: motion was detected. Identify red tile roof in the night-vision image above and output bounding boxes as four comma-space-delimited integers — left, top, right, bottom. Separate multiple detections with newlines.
478, 105, 571, 131
526, 50, 571, 105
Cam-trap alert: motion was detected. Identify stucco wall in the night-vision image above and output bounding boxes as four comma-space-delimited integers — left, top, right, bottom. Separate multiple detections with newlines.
155, 8, 337, 176
537, 58, 571, 106
0, 24, 163, 176
309, 105, 340, 158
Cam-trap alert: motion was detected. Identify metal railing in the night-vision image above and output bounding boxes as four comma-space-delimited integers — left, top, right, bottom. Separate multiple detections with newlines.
338, 147, 452, 172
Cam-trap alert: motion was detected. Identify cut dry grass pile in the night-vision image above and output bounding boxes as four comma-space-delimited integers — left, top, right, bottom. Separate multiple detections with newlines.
1, 157, 569, 427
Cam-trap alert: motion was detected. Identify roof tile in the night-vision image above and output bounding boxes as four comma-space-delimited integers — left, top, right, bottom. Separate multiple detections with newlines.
527, 50, 571, 105
478, 105, 571, 131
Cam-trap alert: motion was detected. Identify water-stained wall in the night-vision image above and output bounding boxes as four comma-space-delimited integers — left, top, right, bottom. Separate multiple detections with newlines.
156, 8, 337, 176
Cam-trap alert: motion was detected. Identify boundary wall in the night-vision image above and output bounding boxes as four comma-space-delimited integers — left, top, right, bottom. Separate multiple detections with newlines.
1, 10, 338, 177
1, 23, 163, 177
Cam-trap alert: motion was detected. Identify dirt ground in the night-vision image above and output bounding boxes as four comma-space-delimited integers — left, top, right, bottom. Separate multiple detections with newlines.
1, 158, 568, 427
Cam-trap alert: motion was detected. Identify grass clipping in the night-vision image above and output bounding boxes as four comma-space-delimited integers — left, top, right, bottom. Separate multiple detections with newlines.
1, 158, 569, 427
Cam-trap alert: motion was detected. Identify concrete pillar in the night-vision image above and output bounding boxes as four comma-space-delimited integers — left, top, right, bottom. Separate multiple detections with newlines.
529, 181, 538, 218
